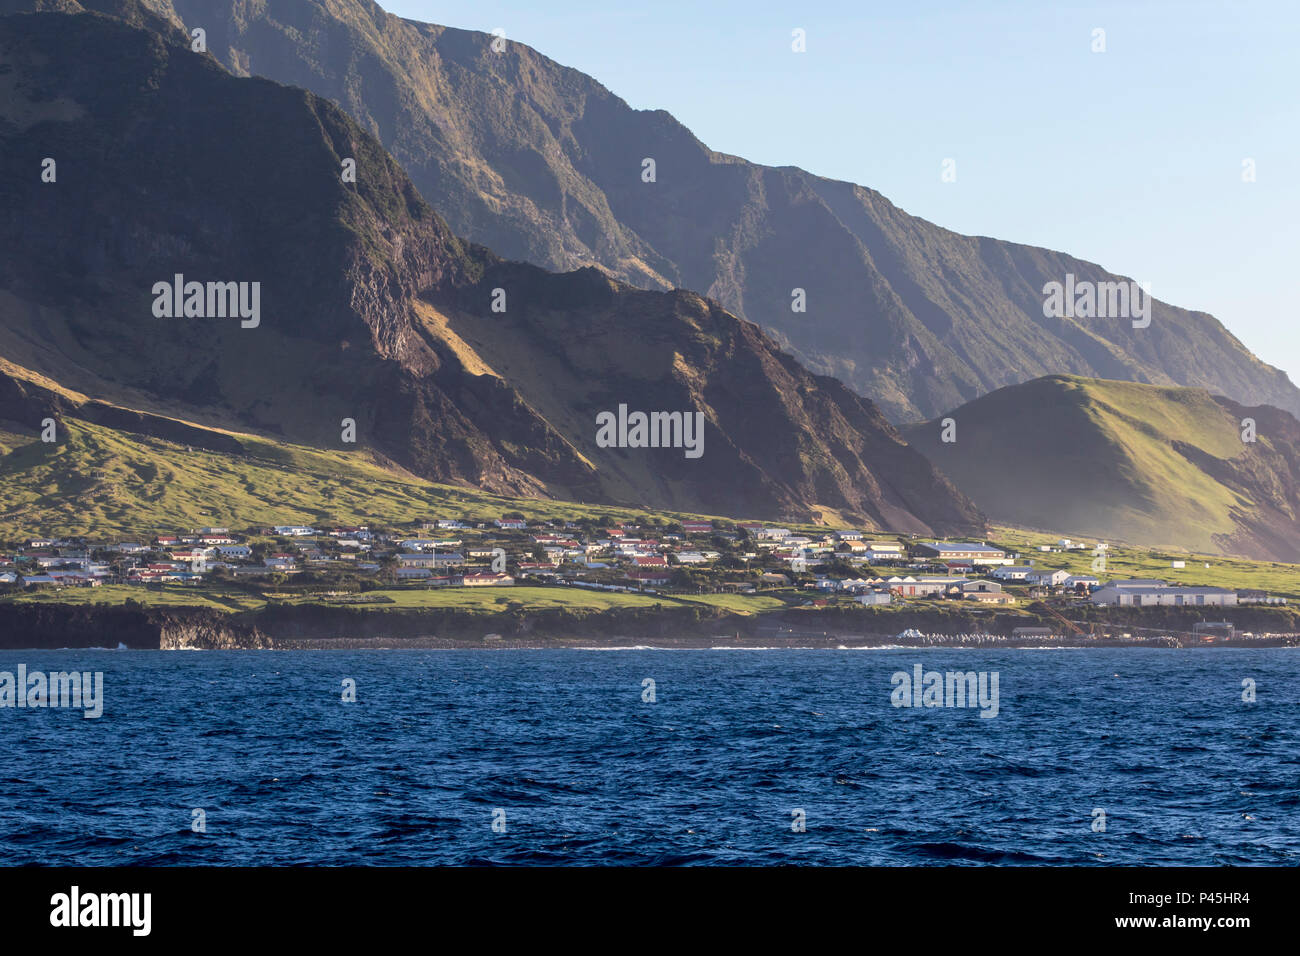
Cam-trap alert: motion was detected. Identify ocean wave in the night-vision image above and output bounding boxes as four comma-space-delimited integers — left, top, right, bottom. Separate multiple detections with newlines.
2, 647, 1295, 865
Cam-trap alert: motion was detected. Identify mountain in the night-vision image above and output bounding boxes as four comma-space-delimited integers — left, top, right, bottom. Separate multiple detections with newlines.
0, 8, 983, 534
901, 375, 1300, 561
0, 385, 712, 541
21, 0, 1296, 423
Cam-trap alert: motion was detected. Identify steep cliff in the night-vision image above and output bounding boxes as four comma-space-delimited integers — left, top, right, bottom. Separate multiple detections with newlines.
0, 9, 983, 531
23, 0, 1292, 423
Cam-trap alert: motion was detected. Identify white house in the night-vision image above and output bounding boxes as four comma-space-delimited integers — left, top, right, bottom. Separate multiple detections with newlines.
400, 539, 441, 551
273, 526, 316, 537
1026, 569, 1070, 587
992, 566, 1034, 581
395, 567, 432, 580
462, 573, 515, 587
863, 541, 904, 557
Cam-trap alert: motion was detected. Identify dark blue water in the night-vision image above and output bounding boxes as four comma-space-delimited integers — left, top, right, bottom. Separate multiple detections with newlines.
1, 649, 1296, 865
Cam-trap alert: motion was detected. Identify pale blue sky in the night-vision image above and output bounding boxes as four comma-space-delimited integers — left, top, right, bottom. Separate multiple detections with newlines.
386, 0, 1299, 383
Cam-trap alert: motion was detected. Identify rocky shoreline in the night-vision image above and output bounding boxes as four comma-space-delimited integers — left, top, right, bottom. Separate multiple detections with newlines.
0, 602, 1296, 650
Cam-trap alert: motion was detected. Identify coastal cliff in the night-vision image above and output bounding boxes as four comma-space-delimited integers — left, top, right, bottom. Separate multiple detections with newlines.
0, 600, 745, 649
0, 600, 1296, 649
0, 603, 267, 649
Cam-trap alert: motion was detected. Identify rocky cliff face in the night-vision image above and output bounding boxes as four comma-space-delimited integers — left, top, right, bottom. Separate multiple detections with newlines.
0, 8, 577, 497
434, 263, 983, 530
34, 0, 1295, 423
0, 603, 267, 648
0, 8, 983, 531
0, 600, 747, 648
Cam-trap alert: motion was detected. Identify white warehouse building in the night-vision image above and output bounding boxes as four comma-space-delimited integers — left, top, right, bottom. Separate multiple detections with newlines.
1090, 580, 1238, 607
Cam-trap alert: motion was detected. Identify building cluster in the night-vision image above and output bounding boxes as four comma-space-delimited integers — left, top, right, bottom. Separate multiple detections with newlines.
0, 525, 1283, 609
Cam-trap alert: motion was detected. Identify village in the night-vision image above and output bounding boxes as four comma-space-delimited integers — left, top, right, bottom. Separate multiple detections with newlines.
0, 517, 1284, 615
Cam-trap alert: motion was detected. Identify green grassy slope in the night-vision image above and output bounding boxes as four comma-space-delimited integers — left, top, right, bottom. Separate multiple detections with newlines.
0, 417, 728, 540
3, 410, 1295, 604
990, 526, 1300, 600
903, 376, 1300, 560
4, 580, 793, 616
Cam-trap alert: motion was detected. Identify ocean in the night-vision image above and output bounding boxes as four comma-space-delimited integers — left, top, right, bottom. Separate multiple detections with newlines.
1, 648, 1296, 865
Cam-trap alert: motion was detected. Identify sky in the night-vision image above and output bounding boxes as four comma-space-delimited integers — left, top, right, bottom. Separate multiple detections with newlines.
385, 0, 1299, 383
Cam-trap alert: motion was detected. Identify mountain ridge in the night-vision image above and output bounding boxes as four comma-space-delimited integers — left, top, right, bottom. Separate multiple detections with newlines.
23, 0, 1293, 423
0, 7, 984, 534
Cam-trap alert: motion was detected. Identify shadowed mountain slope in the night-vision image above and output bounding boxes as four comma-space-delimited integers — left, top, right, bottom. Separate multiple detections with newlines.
902, 375, 1300, 560
0, 9, 983, 533
16, 0, 1293, 423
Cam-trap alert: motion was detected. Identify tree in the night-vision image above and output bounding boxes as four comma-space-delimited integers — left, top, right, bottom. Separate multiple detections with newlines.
669, 568, 698, 591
